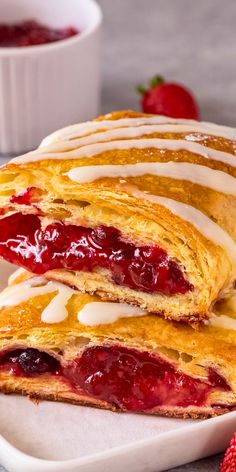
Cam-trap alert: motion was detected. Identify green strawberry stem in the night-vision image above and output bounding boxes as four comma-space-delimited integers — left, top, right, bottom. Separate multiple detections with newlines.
149, 75, 165, 88
137, 75, 165, 96
136, 85, 147, 96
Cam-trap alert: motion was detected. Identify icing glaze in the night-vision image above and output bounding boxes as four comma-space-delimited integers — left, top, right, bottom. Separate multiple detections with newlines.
41, 115, 236, 145
0, 276, 148, 326
0, 277, 52, 306
66, 161, 236, 195
78, 302, 146, 326
7, 115, 236, 270
40, 282, 75, 323
8, 267, 25, 285
209, 313, 236, 331
131, 189, 236, 263
12, 137, 236, 167
0, 277, 76, 324
34, 124, 236, 154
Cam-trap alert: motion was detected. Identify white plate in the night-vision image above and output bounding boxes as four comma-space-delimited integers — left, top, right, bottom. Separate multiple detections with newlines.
0, 261, 235, 472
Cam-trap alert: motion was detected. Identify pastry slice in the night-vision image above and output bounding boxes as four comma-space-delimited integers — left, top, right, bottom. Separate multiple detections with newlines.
0, 270, 235, 418
0, 110, 235, 323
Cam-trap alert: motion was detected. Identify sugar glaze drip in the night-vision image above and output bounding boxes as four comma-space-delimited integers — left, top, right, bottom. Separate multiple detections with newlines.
35, 124, 236, 154
0, 275, 147, 325
8, 267, 25, 285
77, 302, 146, 326
41, 115, 236, 145
0, 277, 75, 323
3, 272, 236, 329
13, 137, 236, 167
65, 161, 236, 195
131, 189, 236, 263
209, 313, 236, 331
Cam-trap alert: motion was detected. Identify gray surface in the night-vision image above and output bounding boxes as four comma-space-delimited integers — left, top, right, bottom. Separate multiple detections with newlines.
0, 0, 235, 471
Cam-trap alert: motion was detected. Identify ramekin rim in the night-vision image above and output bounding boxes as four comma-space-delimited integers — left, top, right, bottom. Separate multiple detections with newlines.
0, 0, 102, 56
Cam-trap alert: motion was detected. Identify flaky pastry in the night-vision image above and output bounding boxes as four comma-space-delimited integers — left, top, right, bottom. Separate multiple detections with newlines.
0, 111, 235, 322
0, 270, 235, 418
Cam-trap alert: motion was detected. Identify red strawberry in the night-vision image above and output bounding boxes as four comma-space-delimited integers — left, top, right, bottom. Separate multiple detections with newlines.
137, 75, 199, 120
220, 433, 236, 472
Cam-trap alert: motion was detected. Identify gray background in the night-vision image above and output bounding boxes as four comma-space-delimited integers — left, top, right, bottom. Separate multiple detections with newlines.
1, 0, 235, 470
99, 0, 236, 126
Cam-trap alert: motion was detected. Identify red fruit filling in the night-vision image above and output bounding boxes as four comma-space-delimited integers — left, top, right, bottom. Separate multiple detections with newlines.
0, 212, 192, 295
0, 348, 60, 376
10, 187, 42, 205
0, 346, 230, 411
0, 20, 78, 47
65, 346, 231, 410
208, 367, 231, 391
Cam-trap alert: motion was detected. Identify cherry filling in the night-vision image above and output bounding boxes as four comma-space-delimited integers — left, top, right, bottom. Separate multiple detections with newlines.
0, 20, 78, 47
64, 346, 231, 411
10, 187, 39, 205
0, 212, 192, 295
0, 349, 60, 376
0, 346, 230, 411
208, 368, 231, 391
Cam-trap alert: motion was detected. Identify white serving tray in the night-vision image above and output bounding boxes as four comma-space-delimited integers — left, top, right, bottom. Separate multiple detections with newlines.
0, 261, 235, 472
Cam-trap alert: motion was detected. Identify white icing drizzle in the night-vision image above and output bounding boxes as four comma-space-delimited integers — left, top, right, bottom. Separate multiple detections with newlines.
35, 124, 236, 154
4, 272, 236, 328
0, 276, 147, 326
209, 313, 236, 331
8, 267, 25, 285
12, 138, 236, 167
40, 282, 75, 323
4, 273, 236, 329
8, 115, 236, 269
66, 162, 236, 195
131, 189, 236, 262
78, 302, 146, 326
41, 116, 236, 145
0, 277, 76, 324
0, 277, 52, 306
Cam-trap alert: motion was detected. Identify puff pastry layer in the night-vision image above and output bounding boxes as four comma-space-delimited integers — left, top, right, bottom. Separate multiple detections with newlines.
0, 110, 235, 322
0, 270, 235, 418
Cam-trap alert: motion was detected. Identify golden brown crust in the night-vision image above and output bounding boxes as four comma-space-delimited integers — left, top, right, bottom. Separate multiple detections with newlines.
0, 270, 236, 418
0, 110, 235, 322
1, 271, 236, 367
45, 268, 209, 324
1, 373, 233, 419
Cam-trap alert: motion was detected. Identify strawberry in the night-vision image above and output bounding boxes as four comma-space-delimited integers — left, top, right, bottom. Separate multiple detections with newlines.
137, 75, 199, 120
220, 433, 236, 472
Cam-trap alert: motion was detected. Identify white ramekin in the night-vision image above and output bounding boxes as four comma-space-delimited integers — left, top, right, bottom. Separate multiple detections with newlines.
0, 0, 102, 154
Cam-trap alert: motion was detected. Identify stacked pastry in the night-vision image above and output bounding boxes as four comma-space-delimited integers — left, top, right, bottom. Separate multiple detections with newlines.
0, 110, 235, 418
